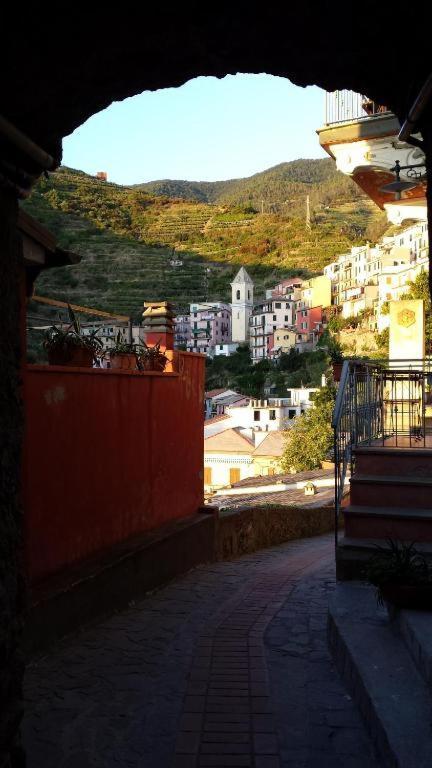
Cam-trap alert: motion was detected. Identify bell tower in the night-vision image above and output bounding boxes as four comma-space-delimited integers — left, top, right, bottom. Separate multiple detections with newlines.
230, 267, 254, 343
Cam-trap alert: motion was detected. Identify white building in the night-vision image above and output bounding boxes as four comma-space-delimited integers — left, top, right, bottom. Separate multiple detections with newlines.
204, 390, 317, 440
249, 298, 296, 362
231, 267, 254, 343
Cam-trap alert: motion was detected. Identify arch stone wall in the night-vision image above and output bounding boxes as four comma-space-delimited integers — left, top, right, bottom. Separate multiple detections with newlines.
1, 7, 432, 764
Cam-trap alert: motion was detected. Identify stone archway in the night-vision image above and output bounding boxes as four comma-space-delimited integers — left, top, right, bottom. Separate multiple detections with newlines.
1, 8, 431, 765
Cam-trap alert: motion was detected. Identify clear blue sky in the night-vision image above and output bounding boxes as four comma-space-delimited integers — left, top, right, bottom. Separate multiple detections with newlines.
63, 75, 327, 186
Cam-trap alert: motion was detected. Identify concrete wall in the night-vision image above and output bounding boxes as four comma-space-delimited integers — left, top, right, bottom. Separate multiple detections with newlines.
24, 352, 205, 583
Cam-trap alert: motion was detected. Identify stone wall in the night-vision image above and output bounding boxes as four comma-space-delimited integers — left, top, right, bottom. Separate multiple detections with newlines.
216, 505, 334, 560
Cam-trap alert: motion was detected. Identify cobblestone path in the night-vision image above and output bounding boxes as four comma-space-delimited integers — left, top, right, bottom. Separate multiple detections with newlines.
23, 534, 378, 767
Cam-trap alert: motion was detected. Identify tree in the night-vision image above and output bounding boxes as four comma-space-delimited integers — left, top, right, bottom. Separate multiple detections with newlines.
281, 385, 336, 472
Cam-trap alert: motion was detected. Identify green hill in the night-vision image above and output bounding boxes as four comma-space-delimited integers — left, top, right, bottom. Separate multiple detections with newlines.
23, 162, 387, 322
135, 158, 361, 211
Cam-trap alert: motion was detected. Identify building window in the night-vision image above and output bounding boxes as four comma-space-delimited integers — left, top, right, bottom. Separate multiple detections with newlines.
254, 410, 260, 421
275, 303, 281, 308
284, 315, 288, 321
248, 290, 251, 299
269, 409, 276, 420
289, 410, 296, 419
236, 290, 240, 300
273, 315, 276, 321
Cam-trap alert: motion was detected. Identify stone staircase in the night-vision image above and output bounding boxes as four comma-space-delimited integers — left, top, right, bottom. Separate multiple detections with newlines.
337, 446, 432, 579
329, 582, 432, 768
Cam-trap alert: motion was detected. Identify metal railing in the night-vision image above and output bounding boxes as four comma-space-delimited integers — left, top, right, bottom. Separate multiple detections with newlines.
332, 359, 432, 544
325, 91, 391, 126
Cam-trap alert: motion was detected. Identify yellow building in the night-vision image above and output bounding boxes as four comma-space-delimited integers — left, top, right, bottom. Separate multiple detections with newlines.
301, 275, 331, 309
272, 328, 297, 356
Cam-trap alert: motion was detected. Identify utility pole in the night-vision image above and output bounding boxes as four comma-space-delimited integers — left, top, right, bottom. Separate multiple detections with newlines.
306, 195, 311, 230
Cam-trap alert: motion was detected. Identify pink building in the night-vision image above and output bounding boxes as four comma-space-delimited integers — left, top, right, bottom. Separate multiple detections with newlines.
186, 302, 231, 355
295, 305, 325, 338
267, 277, 303, 299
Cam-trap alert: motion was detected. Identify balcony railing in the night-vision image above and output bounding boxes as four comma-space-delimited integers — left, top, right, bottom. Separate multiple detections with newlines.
332, 359, 432, 544
325, 91, 391, 126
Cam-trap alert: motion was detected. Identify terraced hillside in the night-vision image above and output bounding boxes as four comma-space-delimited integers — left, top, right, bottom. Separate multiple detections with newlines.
23, 164, 388, 319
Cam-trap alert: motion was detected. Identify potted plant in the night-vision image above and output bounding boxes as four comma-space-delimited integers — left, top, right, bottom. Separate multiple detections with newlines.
139, 340, 168, 372
43, 305, 102, 367
328, 340, 344, 382
109, 331, 141, 371
364, 539, 432, 611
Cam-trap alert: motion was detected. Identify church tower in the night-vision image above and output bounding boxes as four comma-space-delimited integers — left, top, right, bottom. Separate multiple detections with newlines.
230, 267, 254, 343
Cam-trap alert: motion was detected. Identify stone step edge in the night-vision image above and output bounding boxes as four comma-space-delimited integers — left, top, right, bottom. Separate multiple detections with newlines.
397, 610, 432, 690
328, 583, 432, 768
354, 447, 432, 457
344, 505, 432, 520
350, 474, 432, 486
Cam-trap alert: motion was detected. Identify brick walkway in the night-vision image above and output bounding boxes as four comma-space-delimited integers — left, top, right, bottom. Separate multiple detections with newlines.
23, 534, 378, 767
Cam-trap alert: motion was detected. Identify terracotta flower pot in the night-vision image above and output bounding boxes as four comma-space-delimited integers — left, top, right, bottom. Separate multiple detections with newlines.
140, 355, 167, 372
47, 346, 94, 367
110, 353, 137, 371
332, 362, 343, 382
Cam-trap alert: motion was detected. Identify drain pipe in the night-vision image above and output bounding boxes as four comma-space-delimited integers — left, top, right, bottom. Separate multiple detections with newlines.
399, 72, 432, 143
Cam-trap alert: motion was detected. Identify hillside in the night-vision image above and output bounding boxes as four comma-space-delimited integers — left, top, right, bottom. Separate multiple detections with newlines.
23, 162, 388, 321
134, 158, 358, 211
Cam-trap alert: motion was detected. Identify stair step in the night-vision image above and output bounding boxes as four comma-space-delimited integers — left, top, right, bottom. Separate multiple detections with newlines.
329, 582, 432, 767
345, 504, 432, 520
350, 475, 432, 510
354, 448, 432, 477
354, 447, 432, 457
351, 475, 432, 486
397, 611, 432, 689
344, 503, 432, 542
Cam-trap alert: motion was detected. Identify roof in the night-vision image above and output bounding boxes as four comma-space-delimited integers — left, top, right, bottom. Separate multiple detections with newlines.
252, 431, 285, 457
204, 414, 230, 426
212, 485, 334, 510
206, 388, 228, 398
204, 428, 254, 454
231, 467, 333, 489
231, 267, 254, 285
19, 209, 81, 268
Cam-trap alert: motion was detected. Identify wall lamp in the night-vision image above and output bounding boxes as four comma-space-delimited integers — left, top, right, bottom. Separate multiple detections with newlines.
379, 159, 427, 200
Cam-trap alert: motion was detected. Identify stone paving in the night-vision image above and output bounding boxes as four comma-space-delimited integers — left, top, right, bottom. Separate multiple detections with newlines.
23, 534, 378, 767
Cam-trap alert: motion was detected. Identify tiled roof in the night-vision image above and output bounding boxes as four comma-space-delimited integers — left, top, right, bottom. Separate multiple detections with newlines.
213, 484, 334, 510
231, 467, 333, 489
204, 428, 254, 453
205, 388, 228, 398
252, 431, 285, 457
204, 414, 230, 426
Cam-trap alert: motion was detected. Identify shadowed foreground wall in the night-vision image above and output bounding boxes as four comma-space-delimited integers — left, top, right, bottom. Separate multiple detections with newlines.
23, 353, 204, 583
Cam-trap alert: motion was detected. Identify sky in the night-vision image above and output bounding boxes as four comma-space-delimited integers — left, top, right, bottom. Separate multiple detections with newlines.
63, 75, 327, 186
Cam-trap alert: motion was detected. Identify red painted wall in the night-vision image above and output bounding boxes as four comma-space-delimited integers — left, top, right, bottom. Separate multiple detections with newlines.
24, 353, 205, 583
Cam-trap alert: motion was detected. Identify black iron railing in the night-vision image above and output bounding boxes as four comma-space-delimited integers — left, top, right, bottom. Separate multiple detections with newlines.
325, 91, 391, 126
332, 359, 432, 544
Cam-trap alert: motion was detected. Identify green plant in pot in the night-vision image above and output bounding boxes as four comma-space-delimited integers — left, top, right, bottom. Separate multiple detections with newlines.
328, 339, 344, 382
364, 538, 432, 611
109, 331, 142, 371
139, 340, 168, 372
43, 305, 102, 367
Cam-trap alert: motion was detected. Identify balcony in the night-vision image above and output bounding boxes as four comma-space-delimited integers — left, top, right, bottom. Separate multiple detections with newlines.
324, 90, 390, 126
333, 359, 432, 579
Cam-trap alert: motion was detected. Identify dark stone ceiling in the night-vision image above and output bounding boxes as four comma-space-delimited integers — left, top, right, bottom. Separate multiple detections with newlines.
2, 5, 431, 164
